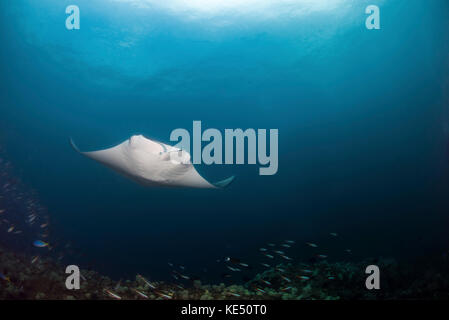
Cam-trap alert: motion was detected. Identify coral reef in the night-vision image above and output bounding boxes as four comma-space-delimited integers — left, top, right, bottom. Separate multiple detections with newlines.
1, 245, 449, 300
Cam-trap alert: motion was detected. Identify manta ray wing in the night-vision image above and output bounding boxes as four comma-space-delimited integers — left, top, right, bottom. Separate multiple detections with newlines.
70, 136, 234, 189
70, 138, 135, 179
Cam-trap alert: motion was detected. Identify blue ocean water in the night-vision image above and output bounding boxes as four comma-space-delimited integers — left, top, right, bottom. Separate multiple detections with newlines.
0, 0, 448, 283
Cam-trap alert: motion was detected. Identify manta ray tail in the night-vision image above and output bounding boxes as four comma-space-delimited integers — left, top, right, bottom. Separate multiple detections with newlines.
212, 176, 235, 188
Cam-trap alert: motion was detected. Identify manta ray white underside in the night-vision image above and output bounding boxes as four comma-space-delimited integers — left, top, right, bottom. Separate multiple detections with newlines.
70, 135, 234, 189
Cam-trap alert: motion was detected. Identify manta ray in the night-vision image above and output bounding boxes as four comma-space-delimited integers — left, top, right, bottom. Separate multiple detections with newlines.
70, 135, 234, 189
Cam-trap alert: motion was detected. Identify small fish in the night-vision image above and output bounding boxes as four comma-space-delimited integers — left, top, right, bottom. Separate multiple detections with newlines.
31, 256, 39, 264
260, 263, 270, 268
104, 289, 121, 300
267, 243, 276, 247
280, 275, 291, 283
137, 274, 156, 289
179, 274, 190, 280
264, 254, 274, 259
285, 240, 295, 244
133, 289, 149, 299
239, 263, 249, 268
259, 248, 268, 252
228, 292, 241, 297
301, 269, 313, 274
115, 279, 122, 291
40, 223, 49, 228
275, 267, 286, 273
280, 286, 292, 291
225, 257, 242, 264
260, 279, 271, 286
281, 244, 291, 248
0, 209, 5, 214
317, 254, 328, 259
33, 240, 48, 248
274, 250, 285, 255
226, 266, 241, 272
13, 230, 22, 234
168, 262, 174, 267
306, 242, 318, 248
7, 226, 14, 233
297, 275, 310, 281
345, 249, 352, 254
328, 276, 335, 280
330, 233, 338, 237
154, 290, 172, 300
280, 255, 293, 260
0, 273, 10, 282
255, 288, 266, 294
179, 265, 185, 270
